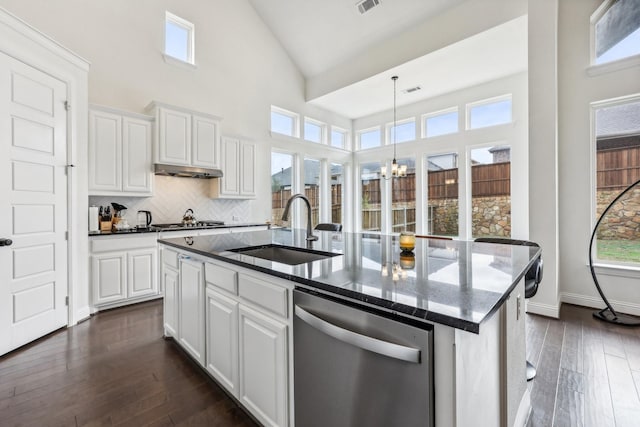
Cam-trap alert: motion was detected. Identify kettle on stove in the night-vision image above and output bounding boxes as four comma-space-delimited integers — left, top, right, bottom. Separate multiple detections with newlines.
182, 208, 196, 226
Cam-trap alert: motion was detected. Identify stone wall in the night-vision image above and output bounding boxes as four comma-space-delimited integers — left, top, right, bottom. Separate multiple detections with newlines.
596, 188, 640, 240
429, 195, 512, 237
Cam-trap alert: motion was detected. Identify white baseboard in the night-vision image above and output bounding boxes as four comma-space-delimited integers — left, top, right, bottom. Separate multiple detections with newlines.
525, 300, 560, 318
74, 306, 91, 324
561, 292, 640, 317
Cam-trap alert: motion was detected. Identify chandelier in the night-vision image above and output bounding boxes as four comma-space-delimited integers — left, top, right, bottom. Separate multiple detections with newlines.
381, 75, 407, 179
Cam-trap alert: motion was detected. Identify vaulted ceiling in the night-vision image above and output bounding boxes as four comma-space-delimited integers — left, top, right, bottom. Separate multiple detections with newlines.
247, 0, 528, 119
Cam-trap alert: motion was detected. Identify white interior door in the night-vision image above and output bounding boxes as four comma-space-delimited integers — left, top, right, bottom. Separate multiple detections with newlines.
0, 51, 69, 356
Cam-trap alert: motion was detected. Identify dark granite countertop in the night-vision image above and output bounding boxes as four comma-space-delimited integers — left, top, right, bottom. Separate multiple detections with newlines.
89, 223, 268, 236
158, 228, 541, 334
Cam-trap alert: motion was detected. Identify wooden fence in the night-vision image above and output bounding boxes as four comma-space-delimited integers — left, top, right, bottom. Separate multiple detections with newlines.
596, 145, 640, 191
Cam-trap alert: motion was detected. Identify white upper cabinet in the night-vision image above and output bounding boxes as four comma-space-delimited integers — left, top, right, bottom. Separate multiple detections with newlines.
89, 105, 153, 196
147, 101, 221, 169
210, 136, 256, 199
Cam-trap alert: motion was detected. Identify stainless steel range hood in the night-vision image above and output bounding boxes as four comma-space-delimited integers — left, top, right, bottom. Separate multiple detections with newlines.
154, 163, 223, 179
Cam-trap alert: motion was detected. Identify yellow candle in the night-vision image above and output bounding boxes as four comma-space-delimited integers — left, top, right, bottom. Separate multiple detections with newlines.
399, 232, 415, 252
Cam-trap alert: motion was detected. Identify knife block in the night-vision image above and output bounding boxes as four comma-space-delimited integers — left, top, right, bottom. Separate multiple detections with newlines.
100, 220, 112, 231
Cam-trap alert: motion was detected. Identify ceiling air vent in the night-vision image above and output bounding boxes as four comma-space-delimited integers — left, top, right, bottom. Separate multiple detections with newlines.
403, 86, 422, 94
357, 0, 380, 14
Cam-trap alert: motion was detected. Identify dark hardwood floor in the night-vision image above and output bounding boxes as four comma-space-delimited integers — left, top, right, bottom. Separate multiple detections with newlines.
0, 301, 257, 427
2, 300, 640, 426
527, 304, 640, 427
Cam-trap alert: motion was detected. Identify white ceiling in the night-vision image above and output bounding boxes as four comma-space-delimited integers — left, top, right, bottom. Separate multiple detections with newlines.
248, 0, 527, 119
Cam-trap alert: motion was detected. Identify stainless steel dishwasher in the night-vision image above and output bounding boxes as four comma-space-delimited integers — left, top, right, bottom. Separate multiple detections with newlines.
293, 289, 434, 427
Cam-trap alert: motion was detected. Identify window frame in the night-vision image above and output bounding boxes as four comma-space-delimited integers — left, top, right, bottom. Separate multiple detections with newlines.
590, 93, 640, 268
164, 11, 195, 66
590, 0, 640, 68
422, 107, 459, 139
466, 94, 513, 130
303, 117, 326, 144
385, 117, 417, 145
330, 126, 349, 149
357, 126, 382, 150
271, 106, 300, 138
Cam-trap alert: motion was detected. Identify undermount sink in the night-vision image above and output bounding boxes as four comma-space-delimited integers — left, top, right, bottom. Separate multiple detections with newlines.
229, 244, 339, 265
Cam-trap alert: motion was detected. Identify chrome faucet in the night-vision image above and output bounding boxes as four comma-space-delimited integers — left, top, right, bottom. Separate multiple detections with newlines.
282, 193, 318, 241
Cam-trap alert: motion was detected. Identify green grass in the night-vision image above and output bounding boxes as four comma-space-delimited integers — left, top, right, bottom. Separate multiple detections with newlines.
597, 240, 640, 263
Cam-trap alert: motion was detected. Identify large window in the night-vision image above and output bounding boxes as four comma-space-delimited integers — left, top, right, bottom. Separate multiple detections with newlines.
165, 12, 195, 64
358, 128, 382, 150
271, 106, 299, 137
467, 96, 512, 129
593, 0, 640, 65
360, 162, 382, 231
330, 163, 344, 225
471, 146, 511, 238
593, 98, 640, 264
271, 152, 294, 226
391, 158, 416, 232
426, 153, 459, 237
303, 158, 321, 227
423, 109, 459, 138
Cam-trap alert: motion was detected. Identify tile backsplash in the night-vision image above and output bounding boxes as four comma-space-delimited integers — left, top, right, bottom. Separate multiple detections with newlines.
90, 176, 251, 225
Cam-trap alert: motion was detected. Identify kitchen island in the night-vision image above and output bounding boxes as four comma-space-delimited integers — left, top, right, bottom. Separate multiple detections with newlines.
159, 228, 541, 427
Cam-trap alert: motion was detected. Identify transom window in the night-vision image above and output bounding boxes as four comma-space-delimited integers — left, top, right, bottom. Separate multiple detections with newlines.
387, 118, 416, 144
467, 96, 512, 130
271, 106, 299, 137
423, 108, 459, 138
304, 118, 325, 143
358, 127, 382, 150
331, 127, 348, 149
165, 12, 195, 64
593, 0, 640, 65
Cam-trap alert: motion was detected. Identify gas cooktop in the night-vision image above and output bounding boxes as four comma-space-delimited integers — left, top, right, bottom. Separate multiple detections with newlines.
151, 220, 225, 230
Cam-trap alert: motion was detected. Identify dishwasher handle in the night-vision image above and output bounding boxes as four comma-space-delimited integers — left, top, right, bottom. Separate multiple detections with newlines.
295, 305, 421, 364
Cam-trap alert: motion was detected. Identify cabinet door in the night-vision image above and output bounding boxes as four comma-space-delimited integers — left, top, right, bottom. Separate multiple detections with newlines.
179, 258, 205, 366
162, 265, 179, 338
239, 305, 288, 427
159, 108, 191, 165
127, 248, 157, 298
221, 137, 240, 195
206, 288, 239, 397
240, 141, 256, 197
122, 116, 152, 194
88, 110, 122, 192
192, 115, 219, 168
92, 253, 126, 305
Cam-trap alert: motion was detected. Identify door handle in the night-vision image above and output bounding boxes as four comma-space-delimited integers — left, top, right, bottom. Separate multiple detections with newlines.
0, 238, 12, 247
295, 305, 421, 363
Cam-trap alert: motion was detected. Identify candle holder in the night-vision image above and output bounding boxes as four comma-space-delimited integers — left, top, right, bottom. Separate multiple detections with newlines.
399, 231, 415, 253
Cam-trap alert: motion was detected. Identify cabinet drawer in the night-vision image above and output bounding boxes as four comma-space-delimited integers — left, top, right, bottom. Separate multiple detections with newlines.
91, 235, 156, 252
163, 248, 179, 269
205, 263, 237, 294
238, 273, 288, 318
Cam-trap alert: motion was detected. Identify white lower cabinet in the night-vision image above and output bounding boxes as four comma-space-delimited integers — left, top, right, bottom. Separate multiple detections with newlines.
206, 288, 239, 396
178, 257, 205, 366
90, 235, 158, 310
159, 247, 291, 427
238, 304, 288, 427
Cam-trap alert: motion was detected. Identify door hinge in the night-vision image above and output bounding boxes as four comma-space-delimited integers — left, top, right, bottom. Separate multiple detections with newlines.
65, 231, 69, 240
65, 296, 69, 306
64, 101, 71, 111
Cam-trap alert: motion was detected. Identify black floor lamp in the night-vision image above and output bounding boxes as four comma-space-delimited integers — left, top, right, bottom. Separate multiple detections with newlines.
589, 177, 640, 326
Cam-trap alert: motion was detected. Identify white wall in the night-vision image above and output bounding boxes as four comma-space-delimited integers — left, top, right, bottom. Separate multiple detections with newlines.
0, 0, 352, 224
557, 0, 640, 315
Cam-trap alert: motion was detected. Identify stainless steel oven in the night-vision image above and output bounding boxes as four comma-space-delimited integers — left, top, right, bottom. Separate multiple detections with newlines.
293, 289, 434, 427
